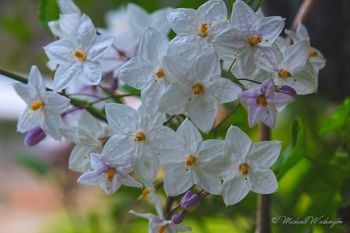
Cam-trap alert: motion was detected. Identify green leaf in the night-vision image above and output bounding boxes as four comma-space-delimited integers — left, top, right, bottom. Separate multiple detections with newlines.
14, 153, 51, 177
39, 0, 60, 29
121, 84, 141, 96
0, 17, 32, 41
320, 98, 350, 136
274, 118, 306, 179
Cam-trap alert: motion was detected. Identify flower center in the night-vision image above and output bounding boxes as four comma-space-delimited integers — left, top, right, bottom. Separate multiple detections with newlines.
256, 95, 268, 107
30, 100, 43, 111
186, 155, 196, 166
308, 49, 318, 57
248, 36, 262, 46
106, 167, 116, 182
134, 131, 146, 142
73, 50, 87, 61
197, 23, 208, 37
239, 163, 249, 175
192, 83, 204, 96
278, 69, 291, 78
155, 68, 165, 79
142, 188, 149, 197
157, 225, 167, 233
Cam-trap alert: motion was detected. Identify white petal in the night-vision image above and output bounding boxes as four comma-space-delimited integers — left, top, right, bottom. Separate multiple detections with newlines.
127, 3, 148, 32
78, 170, 101, 185
28, 66, 46, 98
258, 16, 285, 46
198, 0, 227, 24
100, 174, 121, 195
82, 61, 102, 85
250, 169, 278, 194
192, 48, 221, 83
236, 47, 257, 75
102, 134, 134, 165
139, 27, 169, 61
105, 103, 137, 133
192, 167, 222, 194
43, 110, 62, 139
185, 95, 217, 132
45, 92, 70, 112
257, 45, 282, 71
44, 39, 75, 65
231, 0, 258, 32
164, 163, 193, 196
90, 154, 106, 170
209, 78, 241, 103
119, 172, 142, 188
134, 148, 159, 185
284, 40, 309, 71
119, 57, 155, 89
150, 126, 184, 156
290, 68, 317, 95
76, 15, 97, 49
158, 84, 191, 115
17, 109, 42, 133
141, 80, 168, 110
88, 36, 114, 60
69, 145, 96, 172
149, 8, 172, 35
53, 64, 81, 91
247, 141, 281, 169
177, 118, 202, 153
224, 126, 252, 160
13, 83, 36, 105
222, 175, 251, 205
167, 9, 198, 36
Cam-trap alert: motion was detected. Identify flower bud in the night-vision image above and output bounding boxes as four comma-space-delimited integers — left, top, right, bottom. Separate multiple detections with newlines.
171, 210, 186, 224
180, 191, 200, 210
24, 127, 46, 146
279, 85, 297, 98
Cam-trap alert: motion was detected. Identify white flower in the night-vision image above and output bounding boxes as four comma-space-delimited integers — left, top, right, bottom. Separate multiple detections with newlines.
119, 27, 171, 109
44, 15, 114, 91
258, 40, 317, 94
78, 154, 142, 195
162, 118, 228, 196
221, 126, 281, 206
214, 0, 284, 74
129, 211, 191, 233
13, 66, 70, 140
167, 0, 228, 47
48, 0, 81, 39
285, 23, 326, 71
158, 46, 241, 132
65, 111, 110, 172
100, 3, 171, 76
104, 103, 182, 184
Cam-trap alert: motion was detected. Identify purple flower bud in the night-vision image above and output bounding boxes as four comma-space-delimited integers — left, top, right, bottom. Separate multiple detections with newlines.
172, 210, 186, 224
180, 191, 200, 210
279, 85, 297, 98
109, 79, 118, 92
24, 127, 46, 146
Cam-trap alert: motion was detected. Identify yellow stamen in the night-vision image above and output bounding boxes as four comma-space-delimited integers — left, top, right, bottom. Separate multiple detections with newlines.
155, 68, 165, 78
256, 95, 268, 107
308, 50, 318, 57
239, 163, 249, 175
134, 131, 146, 141
248, 36, 262, 46
73, 50, 87, 61
278, 69, 292, 78
197, 23, 208, 37
30, 100, 43, 111
107, 167, 116, 182
157, 225, 167, 233
192, 83, 204, 96
142, 188, 150, 197
186, 155, 196, 166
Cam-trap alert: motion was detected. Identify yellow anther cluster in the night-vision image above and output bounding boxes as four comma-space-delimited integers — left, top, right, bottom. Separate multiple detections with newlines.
192, 83, 204, 96
256, 95, 268, 107
156, 68, 165, 78
239, 163, 249, 175
198, 23, 208, 37
278, 69, 291, 78
73, 50, 87, 61
30, 100, 43, 111
248, 36, 262, 46
134, 131, 146, 141
186, 155, 196, 166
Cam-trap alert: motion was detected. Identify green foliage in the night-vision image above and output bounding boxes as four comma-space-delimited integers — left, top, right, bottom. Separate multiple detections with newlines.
14, 153, 51, 177
0, 17, 32, 41
320, 98, 350, 136
274, 118, 306, 180
39, 0, 60, 29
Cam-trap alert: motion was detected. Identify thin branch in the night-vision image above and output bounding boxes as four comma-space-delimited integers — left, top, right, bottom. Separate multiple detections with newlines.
291, 0, 317, 32
0, 68, 28, 84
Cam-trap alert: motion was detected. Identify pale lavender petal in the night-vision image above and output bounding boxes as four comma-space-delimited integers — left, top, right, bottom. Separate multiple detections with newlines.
260, 107, 277, 128
248, 105, 263, 128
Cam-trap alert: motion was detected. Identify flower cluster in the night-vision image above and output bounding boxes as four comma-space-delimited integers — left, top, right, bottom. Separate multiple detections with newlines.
12, 0, 325, 232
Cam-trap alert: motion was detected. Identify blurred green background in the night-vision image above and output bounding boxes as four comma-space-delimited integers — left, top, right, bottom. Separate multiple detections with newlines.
0, 0, 349, 233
